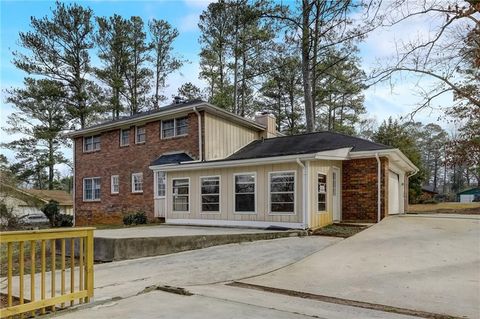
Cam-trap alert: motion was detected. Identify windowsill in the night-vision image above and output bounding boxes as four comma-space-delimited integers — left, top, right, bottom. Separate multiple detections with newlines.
200, 211, 221, 215
154, 196, 166, 199
111, 193, 119, 195
83, 199, 101, 202
269, 212, 296, 216
131, 191, 144, 194
161, 134, 188, 140
135, 142, 146, 145
120, 144, 129, 148
234, 211, 257, 215
83, 149, 101, 154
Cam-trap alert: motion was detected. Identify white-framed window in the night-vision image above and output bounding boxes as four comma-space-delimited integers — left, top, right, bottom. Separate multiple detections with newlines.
161, 117, 188, 138
111, 175, 119, 194
83, 135, 100, 152
318, 173, 327, 211
135, 126, 146, 144
200, 176, 220, 212
120, 129, 130, 146
155, 171, 166, 198
269, 171, 295, 214
234, 173, 256, 213
132, 173, 143, 193
172, 178, 189, 212
83, 177, 101, 201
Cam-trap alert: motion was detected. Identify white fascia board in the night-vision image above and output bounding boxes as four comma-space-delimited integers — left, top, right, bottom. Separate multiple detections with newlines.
149, 153, 318, 172
165, 218, 305, 230
66, 102, 265, 138
314, 147, 352, 160
349, 149, 418, 172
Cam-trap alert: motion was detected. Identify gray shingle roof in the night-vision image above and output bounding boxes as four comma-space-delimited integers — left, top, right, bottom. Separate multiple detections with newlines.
226, 131, 392, 161
151, 153, 194, 166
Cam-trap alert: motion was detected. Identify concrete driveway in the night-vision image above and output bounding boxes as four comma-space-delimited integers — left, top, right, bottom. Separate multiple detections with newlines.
240, 215, 480, 318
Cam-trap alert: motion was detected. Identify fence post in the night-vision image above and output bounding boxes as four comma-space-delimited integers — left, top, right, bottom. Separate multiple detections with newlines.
85, 229, 94, 302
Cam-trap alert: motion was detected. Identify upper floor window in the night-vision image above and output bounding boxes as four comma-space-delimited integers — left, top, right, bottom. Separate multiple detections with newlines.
120, 129, 130, 146
234, 173, 255, 213
84, 177, 101, 201
84, 135, 100, 152
318, 173, 327, 211
135, 126, 146, 144
161, 117, 188, 138
132, 173, 143, 193
270, 172, 295, 214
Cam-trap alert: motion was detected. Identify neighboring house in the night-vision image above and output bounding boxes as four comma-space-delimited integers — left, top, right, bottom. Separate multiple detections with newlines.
68, 99, 418, 229
419, 186, 438, 202
0, 183, 73, 216
457, 188, 480, 203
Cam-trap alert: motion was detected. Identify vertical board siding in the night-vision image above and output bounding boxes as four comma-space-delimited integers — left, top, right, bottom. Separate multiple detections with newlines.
166, 163, 304, 224
308, 160, 342, 229
204, 113, 259, 160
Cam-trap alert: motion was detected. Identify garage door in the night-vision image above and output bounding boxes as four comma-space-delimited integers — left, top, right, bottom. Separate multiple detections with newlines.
388, 171, 400, 215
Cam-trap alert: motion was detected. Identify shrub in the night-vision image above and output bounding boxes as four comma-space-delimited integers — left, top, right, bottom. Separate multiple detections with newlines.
123, 211, 147, 226
0, 199, 25, 231
42, 200, 73, 227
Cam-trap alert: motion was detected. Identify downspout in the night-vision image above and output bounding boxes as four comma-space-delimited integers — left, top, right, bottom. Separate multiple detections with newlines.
375, 153, 381, 223
296, 158, 308, 230
193, 107, 203, 161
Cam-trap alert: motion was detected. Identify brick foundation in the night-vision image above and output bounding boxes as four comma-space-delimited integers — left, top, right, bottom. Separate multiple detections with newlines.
74, 112, 200, 226
342, 157, 388, 222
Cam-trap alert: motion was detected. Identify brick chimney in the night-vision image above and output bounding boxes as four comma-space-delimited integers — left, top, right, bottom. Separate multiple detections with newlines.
255, 112, 277, 138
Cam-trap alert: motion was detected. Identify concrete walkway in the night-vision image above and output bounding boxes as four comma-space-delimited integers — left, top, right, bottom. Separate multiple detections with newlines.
240, 215, 480, 318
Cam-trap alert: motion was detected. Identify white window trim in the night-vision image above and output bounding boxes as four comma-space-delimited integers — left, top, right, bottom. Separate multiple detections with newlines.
233, 172, 257, 215
154, 171, 166, 199
83, 135, 100, 153
172, 177, 190, 213
111, 175, 119, 194
317, 172, 328, 213
120, 129, 130, 147
131, 172, 144, 193
268, 170, 296, 216
135, 125, 146, 144
83, 177, 101, 202
161, 117, 189, 139
200, 175, 221, 214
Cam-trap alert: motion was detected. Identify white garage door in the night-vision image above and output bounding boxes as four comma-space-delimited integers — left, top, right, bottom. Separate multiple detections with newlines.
460, 194, 474, 203
388, 171, 400, 215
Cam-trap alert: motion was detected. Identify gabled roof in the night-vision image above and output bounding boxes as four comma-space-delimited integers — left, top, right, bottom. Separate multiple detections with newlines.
151, 153, 194, 166
226, 131, 392, 161
457, 187, 480, 195
421, 186, 438, 194
66, 100, 265, 138
20, 189, 73, 206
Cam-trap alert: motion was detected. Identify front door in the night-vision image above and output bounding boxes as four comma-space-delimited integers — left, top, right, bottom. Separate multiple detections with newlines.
332, 168, 341, 221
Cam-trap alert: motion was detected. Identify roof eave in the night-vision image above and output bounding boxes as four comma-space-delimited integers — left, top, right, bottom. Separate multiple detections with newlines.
349, 149, 418, 172
65, 102, 265, 138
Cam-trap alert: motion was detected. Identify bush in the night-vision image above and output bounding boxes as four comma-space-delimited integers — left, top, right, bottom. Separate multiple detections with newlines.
0, 199, 25, 231
123, 211, 147, 226
42, 200, 73, 227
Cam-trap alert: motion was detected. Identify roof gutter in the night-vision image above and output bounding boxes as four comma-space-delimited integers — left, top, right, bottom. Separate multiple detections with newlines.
296, 158, 309, 230
375, 153, 382, 223
193, 106, 203, 161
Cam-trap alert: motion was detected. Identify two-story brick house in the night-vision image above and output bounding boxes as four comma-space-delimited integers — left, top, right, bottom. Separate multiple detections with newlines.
69, 100, 417, 229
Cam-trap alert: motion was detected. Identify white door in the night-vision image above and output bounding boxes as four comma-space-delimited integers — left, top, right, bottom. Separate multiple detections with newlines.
154, 171, 166, 218
332, 168, 341, 221
388, 171, 400, 215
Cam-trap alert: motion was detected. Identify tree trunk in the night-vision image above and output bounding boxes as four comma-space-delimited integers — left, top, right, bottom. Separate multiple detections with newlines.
302, 0, 315, 132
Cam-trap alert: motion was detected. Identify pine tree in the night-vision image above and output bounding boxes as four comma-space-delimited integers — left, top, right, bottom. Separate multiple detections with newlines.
13, 1, 98, 128
149, 19, 184, 108
176, 83, 205, 101
2, 79, 70, 189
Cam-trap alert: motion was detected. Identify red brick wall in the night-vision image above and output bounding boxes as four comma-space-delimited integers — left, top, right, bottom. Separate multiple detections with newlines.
74, 112, 200, 226
342, 157, 389, 222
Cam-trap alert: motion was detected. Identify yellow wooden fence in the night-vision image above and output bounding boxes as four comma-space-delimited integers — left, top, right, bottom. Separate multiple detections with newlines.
0, 227, 94, 318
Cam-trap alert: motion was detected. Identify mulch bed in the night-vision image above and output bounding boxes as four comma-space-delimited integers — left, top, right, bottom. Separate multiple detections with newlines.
312, 223, 369, 238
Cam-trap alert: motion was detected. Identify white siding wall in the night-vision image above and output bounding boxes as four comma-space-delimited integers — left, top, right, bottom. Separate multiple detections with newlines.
166, 162, 304, 225
203, 113, 259, 160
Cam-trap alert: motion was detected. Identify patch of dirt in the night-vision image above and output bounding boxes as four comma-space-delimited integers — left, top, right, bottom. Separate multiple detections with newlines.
312, 224, 369, 238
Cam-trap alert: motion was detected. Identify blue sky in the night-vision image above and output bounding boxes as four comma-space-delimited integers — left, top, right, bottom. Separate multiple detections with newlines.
0, 0, 453, 173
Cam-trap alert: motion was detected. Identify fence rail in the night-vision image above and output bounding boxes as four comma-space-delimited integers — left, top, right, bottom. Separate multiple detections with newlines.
0, 227, 94, 318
